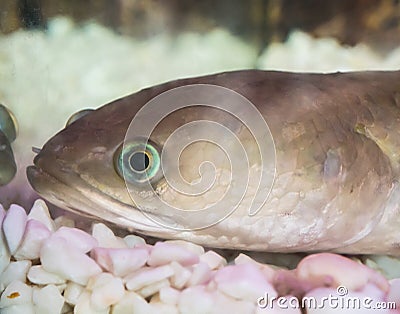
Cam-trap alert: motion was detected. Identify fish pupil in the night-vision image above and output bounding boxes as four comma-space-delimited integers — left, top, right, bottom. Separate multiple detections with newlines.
130, 151, 149, 172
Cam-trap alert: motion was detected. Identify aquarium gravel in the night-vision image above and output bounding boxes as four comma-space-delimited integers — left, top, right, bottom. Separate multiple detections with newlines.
1, 200, 400, 313
1, 17, 400, 313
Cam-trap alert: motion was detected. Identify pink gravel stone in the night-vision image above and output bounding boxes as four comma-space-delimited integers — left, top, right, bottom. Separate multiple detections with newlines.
235, 253, 276, 282
255, 294, 302, 313
3, 204, 27, 255
91, 247, 148, 277
296, 253, 389, 292
148, 242, 200, 267
14, 220, 51, 260
388, 278, 400, 309
52, 226, 98, 253
40, 236, 102, 286
214, 263, 278, 301
305, 283, 391, 313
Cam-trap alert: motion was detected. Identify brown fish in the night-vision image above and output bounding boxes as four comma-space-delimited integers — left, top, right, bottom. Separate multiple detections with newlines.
27, 70, 400, 254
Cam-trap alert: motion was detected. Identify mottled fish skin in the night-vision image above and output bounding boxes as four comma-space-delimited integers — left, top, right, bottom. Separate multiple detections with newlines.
27, 70, 400, 254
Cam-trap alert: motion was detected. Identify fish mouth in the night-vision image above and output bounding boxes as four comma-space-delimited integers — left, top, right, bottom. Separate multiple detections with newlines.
26, 163, 168, 235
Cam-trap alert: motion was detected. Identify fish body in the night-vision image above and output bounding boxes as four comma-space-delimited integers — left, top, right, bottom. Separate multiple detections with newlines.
27, 70, 400, 254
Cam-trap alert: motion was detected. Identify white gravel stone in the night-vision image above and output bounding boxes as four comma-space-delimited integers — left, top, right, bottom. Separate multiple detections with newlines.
74, 290, 109, 314
54, 216, 75, 229
0, 280, 33, 308
169, 261, 192, 289
40, 236, 102, 285
3, 204, 27, 255
52, 226, 98, 253
92, 223, 127, 248
214, 263, 277, 301
1, 304, 35, 314
0, 260, 31, 289
148, 242, 200, 267
123, 234, 146, 248
64, 282, 85, 305
159, 286, 181, 305
137, 278, 170, 298
367, 255, 400, 280
255, 298, 302, 314
213, 290, 255, 314
27, 265, 66, 285
87, 273, 125, 311
178, 286, 214, 314
27, 199, 56, 232
125, 265, 175, 291
199, 250, 227, 270
111, 291, 152, 314
14, 219, 51, 260
0, 205, 11, 275
150, 302, 179, 314
91, 246, 148, 277
187, 262, 212, 286
164, 240, 205, 256
32, 284, 65, 314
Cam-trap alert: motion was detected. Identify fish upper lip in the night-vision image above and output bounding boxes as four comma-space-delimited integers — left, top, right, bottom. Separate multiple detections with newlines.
26, 162, 167, 233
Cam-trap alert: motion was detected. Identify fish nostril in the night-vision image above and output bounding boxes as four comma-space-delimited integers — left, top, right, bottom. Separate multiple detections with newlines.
32, 146, 41, 154
33, 151, 43, 165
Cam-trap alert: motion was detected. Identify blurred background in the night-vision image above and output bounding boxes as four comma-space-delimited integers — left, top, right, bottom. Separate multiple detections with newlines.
1, 0, 400, 52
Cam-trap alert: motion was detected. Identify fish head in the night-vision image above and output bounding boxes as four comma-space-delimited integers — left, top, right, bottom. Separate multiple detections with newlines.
27, 80, 276, 243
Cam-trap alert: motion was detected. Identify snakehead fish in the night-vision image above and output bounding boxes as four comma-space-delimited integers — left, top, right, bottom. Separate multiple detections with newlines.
27, 70, 400, 254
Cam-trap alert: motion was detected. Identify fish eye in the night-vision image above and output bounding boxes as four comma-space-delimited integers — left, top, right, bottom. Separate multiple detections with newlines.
0, 104, 18, 143
114, 139, 161, 185
66, 109, 94, 126
129, 151, 150, 172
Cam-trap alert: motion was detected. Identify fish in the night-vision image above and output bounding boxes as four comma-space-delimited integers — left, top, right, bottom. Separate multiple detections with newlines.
26, 70, 400, 254
0, 104, 18, 186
